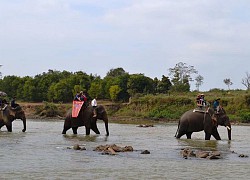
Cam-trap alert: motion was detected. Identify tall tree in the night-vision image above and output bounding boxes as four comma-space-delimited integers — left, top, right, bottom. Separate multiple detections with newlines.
169, 62, 198, 92
157, 75, 172, 93
223, 78, 233, 90
106, 67, 127, 77
109, 85, 122, 102
195, 75, 204, 91
103, 68, 130, 101
242, 72, 250, 90
127, 74, 154, 96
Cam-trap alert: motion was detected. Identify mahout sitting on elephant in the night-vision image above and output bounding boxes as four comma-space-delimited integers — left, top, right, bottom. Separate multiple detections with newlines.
0, 105, 26, 132
62, 105, 109, 136
175, 106, 231, 140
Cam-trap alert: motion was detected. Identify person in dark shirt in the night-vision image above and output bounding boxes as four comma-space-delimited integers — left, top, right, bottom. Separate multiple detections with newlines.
213, 98, 220, 113
11, 96, 19, 108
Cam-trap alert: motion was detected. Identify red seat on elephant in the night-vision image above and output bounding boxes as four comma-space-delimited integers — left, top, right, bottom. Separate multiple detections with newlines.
72, 101, 84, 118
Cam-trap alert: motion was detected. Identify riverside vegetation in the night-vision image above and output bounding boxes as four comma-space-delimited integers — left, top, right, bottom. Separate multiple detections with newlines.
20, 89, 250, 123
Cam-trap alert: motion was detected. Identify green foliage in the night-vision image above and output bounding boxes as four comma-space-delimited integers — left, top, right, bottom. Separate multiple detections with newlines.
169, 62, 197, 92
35, 102, 66, 117
244, 94, 250, 106
106, 67, 127, 77
88, 81, 102, 99
239, 109, 250, 123
109, 85, 122, 102
148, 105, 192, 119
111, 91, 250, 123
127, 74, 155, 96
157, 75, 172, 93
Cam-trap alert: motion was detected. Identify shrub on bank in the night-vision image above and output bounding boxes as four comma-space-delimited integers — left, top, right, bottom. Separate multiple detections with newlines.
35, 102, 69, 117
114, 91, 250, 123
27, 90, 250, 123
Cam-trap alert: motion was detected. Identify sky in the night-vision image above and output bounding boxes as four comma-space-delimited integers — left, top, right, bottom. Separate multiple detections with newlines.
1, 0, 250, 91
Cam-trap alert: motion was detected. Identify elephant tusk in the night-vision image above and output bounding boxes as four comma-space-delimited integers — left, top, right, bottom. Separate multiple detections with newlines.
226, 126, 231, 130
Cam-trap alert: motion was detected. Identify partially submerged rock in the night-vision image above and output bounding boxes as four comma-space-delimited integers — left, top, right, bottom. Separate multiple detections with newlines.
231, 151, 248, 158
238, 154, 249, 158
137, 124, 154, 128
141, 150, 150, 154
94, 144, 133, 155
68, 144, 86, 151
180, 148, 221, 160
180, 148, 195, 158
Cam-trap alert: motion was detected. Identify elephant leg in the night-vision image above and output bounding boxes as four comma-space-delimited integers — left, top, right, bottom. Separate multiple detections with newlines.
85, 127, 90, 135
205, 133, 211, 140
6, 124, 12, 132
62, 126, 71, 134
186, 132, 192, 139
175, 126, 187, 139
176, 131, 186, 139
91, 125, 100, 134
72, 127, 78, 134
91, 121, 100, 134
212, 128, 221, 140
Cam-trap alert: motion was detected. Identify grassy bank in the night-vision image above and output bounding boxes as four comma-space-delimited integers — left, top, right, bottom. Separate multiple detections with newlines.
20, 90, 250, 123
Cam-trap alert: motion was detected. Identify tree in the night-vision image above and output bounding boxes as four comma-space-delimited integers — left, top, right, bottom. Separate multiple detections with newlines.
88, 81, 102, 98
127, 74, 155, 96
242, 72, 250, 90
103, 68, 130, 101
157, 75, 172, 93
22, 78, 36, 101
195, 75, 204, 91
223, 78, 233, 90
109, 85, 122, 102
106, 67, 127, 77
169, 62, 198, 92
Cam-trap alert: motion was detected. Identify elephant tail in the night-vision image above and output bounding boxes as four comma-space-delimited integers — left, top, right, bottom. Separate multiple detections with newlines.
174, 120, 180, 137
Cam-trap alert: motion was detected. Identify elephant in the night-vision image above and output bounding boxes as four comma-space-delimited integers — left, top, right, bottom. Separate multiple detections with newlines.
0, 105, 26, 132
62, 105, 109, 136
175, 107, 231, 140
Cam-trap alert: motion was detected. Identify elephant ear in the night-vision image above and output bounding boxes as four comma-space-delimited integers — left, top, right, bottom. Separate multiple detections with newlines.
9, 109, 16, 117
96, 105, 105, 114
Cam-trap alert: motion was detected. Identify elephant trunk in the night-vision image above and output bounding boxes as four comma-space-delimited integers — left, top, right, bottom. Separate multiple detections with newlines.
22, 117, 26, 132
227, 124, 231, 140
103, 115, 109, 136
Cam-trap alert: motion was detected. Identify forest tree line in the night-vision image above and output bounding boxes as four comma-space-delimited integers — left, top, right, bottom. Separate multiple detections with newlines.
1, 62, 248, 103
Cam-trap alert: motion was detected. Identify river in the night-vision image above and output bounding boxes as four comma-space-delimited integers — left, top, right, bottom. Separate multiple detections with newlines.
0, 119, 249, 180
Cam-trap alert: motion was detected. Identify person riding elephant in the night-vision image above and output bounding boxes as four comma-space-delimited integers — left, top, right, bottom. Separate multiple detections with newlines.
11, 96, 19, 108
62, 105, 109, 136
0, 105, 26, 132
175, 107, 231, 140
213, 98, 220, 113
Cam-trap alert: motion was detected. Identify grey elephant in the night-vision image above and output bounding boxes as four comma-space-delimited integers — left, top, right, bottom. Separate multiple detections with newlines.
175, 107, 231, 140
0, 105, 26, 132
62, 105, 109, 136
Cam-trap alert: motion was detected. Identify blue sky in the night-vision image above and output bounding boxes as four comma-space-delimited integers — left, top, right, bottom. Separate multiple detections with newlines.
1, 0, 250, 91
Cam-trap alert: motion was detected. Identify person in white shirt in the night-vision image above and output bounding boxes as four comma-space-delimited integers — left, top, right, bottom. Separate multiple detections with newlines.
91, 98, 97, 117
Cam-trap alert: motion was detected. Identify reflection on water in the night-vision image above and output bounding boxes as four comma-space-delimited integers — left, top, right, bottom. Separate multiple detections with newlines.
0, 120, 249, 180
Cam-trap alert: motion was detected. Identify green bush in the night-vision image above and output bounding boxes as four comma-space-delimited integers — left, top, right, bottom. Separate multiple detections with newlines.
35, 102, 65, 117
239, 110, 250, 123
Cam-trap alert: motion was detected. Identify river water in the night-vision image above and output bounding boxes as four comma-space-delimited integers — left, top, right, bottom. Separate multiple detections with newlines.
0, 119, 249, 180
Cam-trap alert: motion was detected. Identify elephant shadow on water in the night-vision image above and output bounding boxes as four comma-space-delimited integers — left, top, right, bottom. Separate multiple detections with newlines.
62, 105, 109, 136
63, 134, 109, 143
177, 139, 220, 151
